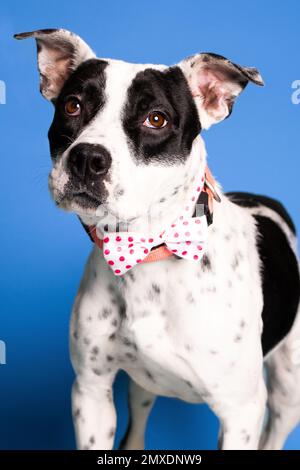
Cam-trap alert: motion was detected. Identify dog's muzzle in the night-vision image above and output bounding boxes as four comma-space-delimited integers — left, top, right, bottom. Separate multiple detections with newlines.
68, 143, 112, 185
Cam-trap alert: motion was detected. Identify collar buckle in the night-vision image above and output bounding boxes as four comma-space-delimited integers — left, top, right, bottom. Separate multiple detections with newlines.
204, 175, 222, 203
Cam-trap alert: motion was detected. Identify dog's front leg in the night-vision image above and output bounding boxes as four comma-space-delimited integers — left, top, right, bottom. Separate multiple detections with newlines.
216, 377, 267, 450
72, 373, 116, 450
70, 252, 122, 450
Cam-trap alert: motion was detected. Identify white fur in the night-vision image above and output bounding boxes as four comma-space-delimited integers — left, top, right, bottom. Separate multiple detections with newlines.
69, 131, 300, 450
25, 30, 300, 450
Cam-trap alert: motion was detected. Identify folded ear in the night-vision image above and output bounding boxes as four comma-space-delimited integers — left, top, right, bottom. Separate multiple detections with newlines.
14, 28, 95, 101
178, 52, 264, 129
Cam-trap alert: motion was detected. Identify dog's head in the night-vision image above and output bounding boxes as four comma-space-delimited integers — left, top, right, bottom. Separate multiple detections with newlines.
15, 29, 263, 227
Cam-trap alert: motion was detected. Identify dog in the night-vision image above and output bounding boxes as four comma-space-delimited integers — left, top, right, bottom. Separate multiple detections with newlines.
15, 28, 300, 450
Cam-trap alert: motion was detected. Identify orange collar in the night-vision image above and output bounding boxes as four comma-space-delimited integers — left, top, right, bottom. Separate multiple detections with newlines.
87, 165, 220, 265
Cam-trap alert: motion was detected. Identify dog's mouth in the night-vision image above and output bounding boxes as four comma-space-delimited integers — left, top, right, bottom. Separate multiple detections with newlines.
55, 190, 102, 212
72, 191, 102, 208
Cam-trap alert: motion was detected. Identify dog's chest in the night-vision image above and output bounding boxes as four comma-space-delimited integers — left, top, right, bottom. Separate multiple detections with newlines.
113, 224, 261, 401
117, 262, 212, 402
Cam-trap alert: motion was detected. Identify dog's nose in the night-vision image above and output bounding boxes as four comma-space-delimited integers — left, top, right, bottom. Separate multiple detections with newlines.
68, 143, 111, 180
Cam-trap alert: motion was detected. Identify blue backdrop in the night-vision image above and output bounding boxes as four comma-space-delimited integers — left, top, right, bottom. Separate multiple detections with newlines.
0, 0, 299, 450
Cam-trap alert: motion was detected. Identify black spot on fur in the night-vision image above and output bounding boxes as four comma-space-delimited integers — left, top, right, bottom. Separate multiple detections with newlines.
102, 308, 112, 319
145, 370, 155, 381
241, 429, 251, 444
106, 355, 114, 362
91, 346, 99, 355
142, 400, 152, 407
106, 390, 113, 403
253, 215, 299, 355
217, 432, 224, 450
92, 368, 102, 376
185, 380, 193, 388
202, 254, 212, 271
108, 428, 116, 439
127, 271, 135, 282
152, 283, 161, 295
125, 352, 136, 361
123, 66, 201, 164
122, 337, 138, 351
119, 304, 126, 317
89, 435, 95, 445
186, 292, 195, 303
231, 254, 239, 270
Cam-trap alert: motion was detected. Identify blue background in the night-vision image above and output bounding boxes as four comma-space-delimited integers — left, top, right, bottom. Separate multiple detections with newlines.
0, 0, 299, 450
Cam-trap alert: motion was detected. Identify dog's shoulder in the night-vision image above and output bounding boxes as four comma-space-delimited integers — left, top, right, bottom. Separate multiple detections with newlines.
227, 191, 300, 356
226, 191, 296, 234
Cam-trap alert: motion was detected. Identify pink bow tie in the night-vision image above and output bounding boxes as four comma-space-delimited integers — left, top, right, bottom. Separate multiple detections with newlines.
87, 166, 221, 276
95, 215, 208, 275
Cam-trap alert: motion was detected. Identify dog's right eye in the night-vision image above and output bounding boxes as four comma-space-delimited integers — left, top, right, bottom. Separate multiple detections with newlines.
65, 98, 81, 116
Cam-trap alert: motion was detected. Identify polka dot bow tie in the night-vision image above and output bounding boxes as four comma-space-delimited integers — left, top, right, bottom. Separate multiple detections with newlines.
88, 166, 219, 276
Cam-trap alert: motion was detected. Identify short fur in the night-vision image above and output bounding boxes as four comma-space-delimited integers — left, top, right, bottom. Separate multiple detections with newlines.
16, 28, 300, 450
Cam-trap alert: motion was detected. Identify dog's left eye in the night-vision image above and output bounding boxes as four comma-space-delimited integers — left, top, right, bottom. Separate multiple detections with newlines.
143, 111, 168, 129
65, 97, 81, 116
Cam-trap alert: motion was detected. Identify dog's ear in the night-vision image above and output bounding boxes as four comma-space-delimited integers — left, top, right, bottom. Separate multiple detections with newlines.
14, 28, 95, 101
178, 52, 264, 129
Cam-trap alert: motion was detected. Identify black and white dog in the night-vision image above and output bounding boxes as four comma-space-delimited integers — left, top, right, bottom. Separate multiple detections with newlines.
16, 29, 300, 450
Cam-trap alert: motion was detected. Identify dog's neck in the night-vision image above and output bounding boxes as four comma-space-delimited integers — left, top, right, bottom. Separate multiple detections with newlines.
118, 136, 208, 236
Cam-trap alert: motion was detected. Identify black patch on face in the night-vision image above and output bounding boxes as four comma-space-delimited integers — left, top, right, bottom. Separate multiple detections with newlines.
122, 66, 201, 164
48, 59, 108, 207
48, 59, 108, 158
